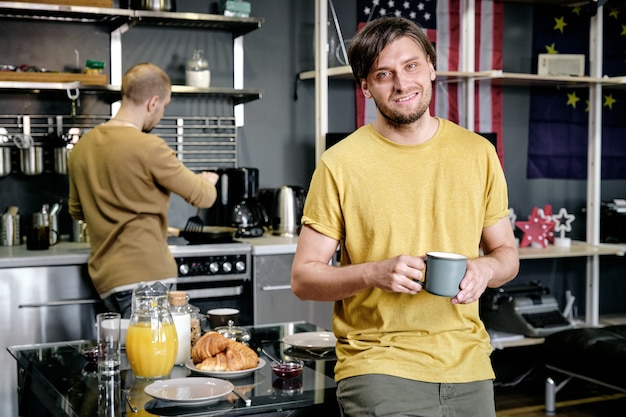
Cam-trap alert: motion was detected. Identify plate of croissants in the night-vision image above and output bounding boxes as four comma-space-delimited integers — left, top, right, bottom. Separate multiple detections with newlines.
187, 331, 266, 379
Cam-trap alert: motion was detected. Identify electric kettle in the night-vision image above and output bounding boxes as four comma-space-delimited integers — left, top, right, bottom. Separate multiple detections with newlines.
272, 185, 305, 237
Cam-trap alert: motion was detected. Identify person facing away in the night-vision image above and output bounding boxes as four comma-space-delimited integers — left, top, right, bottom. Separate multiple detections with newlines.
68, 62, 219, 318
291, 16, 519, 417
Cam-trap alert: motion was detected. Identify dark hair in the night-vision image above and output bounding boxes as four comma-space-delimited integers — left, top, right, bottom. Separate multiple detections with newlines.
348, 16, 437, 83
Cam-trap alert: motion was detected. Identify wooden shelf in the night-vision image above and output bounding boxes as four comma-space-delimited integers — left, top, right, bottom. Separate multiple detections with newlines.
518, 241, 625, 260
0, 72, 107, 84
298, 67, 626, 88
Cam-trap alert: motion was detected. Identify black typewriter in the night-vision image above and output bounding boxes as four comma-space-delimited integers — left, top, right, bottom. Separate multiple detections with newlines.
481, 282, 572, 338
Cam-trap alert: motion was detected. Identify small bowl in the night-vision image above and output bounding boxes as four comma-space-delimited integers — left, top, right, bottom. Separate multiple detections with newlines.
82, 346, 99, 364
270, 360, 304, 379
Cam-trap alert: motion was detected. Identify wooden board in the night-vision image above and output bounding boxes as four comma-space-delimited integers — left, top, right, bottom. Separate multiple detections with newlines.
0, 72, 107, 85
8, 0, 113, 7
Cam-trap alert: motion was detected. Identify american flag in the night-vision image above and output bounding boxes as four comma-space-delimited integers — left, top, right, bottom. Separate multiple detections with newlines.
355, 0, 504, 160
358, 0, 438, 39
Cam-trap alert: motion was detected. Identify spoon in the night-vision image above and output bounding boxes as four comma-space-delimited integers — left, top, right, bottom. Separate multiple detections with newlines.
258, 347, 279, 362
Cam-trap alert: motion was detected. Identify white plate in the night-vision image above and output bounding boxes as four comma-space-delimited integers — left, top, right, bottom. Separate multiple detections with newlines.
144, 377, 234, 405
282, 332, 337, 350
185, 358, 266, 379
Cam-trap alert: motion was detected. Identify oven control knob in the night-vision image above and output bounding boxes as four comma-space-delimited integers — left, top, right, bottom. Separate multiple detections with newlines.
178, 263, 190, 276
235, 261, 246, 272
222, 262, 232, 273
209, 262, 220, 274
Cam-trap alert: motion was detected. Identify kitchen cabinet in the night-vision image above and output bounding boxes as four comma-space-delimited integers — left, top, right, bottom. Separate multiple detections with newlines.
303, 0, 624, 333
0, 262, 101, 417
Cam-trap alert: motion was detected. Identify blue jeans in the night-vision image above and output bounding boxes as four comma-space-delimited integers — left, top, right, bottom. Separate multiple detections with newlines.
102, 290, 133, 319
336, 374, 496, 417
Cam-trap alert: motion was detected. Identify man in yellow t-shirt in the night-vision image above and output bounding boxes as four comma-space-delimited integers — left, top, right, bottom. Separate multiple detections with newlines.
291, 17, 519, 417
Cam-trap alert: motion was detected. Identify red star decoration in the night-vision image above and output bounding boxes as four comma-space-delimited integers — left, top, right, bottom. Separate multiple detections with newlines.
515, 207, 556, 248
538, 204, 556, 243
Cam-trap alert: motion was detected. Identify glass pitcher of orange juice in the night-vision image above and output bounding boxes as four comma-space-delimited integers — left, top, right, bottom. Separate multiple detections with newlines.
126, 282, 178, 379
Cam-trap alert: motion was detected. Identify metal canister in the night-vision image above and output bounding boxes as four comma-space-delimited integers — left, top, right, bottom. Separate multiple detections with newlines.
1, 213, 19, 246
72, 219, 89, 243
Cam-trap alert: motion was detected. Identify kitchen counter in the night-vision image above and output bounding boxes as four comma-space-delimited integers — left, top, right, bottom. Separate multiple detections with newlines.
0, 241, 91, 268
238, 234, 299, 255
0, 234, 299, 269
8, 321, 339, 417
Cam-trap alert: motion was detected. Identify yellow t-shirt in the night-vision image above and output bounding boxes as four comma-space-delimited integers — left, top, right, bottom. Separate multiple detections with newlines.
302, 119, 510, 383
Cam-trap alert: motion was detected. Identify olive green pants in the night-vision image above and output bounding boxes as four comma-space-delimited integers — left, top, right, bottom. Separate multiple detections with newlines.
336, 374, 496, 417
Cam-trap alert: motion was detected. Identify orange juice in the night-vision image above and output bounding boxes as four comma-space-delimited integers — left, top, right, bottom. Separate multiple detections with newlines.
126, 321, 178, 379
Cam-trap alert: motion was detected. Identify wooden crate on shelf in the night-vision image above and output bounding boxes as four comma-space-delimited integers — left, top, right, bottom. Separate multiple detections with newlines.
8, 0, 114, 7
0, 72, 107, 85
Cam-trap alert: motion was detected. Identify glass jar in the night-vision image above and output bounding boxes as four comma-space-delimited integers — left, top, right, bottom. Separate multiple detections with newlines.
169, 290, 191, 366
185, 49, 211, 88
126, 282, 177, 379
189, 304, 202, 347
214, 320, 251, 345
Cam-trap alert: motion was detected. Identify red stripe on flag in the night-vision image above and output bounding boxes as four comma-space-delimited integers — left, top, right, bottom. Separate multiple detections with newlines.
447, 0, 460, 122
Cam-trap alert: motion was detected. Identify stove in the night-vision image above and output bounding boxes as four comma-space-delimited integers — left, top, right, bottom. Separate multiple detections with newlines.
169, 242, 253, 326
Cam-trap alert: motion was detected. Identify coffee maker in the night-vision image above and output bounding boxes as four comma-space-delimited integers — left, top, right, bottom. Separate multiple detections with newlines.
199, 167, 267, 237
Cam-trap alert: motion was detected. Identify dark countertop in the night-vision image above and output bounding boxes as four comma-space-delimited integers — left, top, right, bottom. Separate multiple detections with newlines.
8, 321, 339, 417
0, 235, 299, 269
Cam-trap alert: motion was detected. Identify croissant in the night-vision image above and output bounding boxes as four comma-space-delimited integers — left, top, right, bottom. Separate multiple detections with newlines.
192, 331, 259, 372
191, 331, 230, 363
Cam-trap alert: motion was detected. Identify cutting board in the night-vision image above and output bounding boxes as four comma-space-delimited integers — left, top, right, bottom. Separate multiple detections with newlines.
0, 72, 107, 85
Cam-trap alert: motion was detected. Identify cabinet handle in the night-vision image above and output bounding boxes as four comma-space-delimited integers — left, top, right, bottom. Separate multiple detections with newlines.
261, 285, 291, 291
19, 299, 100, 308
185, 286, 243, 299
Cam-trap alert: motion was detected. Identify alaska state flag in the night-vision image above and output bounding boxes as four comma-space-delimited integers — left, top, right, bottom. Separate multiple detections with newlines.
528, 2, 626, 179
355, 0, 504, 160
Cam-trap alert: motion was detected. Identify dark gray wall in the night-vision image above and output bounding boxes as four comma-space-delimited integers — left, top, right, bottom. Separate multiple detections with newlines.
1, 1, 624, 314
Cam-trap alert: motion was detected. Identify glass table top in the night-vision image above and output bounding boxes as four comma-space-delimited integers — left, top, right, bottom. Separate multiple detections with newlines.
8, 322, 338, 417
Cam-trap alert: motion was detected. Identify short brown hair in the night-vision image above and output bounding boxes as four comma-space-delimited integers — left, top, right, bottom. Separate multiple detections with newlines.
348, 17, 437, 83
121, 62, 171, 105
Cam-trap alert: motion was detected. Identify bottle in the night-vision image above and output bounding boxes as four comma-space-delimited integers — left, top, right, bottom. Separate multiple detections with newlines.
185, 49, 210, 88
169, 290, 191, 366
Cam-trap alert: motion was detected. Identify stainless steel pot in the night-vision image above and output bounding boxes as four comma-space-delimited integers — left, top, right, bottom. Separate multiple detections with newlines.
137, 0, 176, 11
54, 147, 70, 175
0, 145, 11, 177
20, 145, 44, 176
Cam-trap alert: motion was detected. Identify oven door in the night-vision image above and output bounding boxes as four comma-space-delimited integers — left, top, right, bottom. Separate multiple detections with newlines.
175, 278, 253, 327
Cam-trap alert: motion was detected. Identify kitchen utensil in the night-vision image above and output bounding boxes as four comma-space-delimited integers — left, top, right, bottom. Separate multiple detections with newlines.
0, 128, 12, 177
233, 389, 251, 406
183, 215, 204, 233
18, 139, 43, 176
176, 225, 238, 244
122, 389, 138, 413
272, 185, 306, 237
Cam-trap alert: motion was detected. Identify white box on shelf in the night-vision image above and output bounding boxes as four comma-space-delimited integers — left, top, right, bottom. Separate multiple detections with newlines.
537, 54, 585, 77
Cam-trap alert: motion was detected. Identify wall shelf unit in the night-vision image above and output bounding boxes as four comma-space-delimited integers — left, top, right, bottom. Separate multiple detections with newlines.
0, 1, 264, 115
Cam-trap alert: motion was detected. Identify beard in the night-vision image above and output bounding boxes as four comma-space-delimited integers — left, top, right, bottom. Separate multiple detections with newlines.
372, 87, 432, 128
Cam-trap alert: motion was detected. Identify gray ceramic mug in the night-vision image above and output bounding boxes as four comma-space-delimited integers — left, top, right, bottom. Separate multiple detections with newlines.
417, 251, 468, 297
